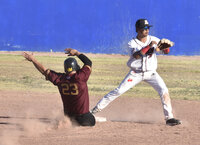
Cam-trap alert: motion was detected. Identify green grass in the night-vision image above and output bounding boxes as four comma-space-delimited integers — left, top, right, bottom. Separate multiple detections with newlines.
0, 53, 200, 100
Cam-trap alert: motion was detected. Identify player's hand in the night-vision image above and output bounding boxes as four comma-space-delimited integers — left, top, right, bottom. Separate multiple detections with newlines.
64, 48, 80, 56
22, 52, 34, 62
149, 41, 157, 47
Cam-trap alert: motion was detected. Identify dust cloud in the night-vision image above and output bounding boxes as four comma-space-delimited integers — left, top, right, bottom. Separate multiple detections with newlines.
0, 109, 72, 145
101, 98, 164, 124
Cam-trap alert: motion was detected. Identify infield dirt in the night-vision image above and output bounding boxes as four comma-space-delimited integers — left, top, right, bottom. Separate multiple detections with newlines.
0, 90, 200, 145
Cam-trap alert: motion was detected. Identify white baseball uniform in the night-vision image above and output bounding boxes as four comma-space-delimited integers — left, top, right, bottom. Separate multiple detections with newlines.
95, 35, 174, 120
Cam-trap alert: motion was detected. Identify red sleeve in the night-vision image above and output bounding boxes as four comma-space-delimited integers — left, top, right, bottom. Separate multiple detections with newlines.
140, 45, 151, 55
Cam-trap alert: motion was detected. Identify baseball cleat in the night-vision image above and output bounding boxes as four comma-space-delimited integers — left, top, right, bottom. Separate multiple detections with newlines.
166, 118, 181, 126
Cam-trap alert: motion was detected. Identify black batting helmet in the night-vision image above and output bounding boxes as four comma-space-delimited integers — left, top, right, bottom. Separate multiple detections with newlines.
64, 58, 80, 73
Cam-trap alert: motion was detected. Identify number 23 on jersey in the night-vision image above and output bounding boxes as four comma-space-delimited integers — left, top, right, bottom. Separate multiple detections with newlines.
61, 83, 79, 95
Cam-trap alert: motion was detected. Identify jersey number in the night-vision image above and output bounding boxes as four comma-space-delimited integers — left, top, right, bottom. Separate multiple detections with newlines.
61, 83, 79, 95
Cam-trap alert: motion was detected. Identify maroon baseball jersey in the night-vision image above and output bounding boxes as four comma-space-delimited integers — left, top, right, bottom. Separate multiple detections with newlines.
46, 66, 91, 116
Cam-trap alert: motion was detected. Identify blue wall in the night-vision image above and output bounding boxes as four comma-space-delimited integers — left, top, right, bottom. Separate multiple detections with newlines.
0, 0, 199, 55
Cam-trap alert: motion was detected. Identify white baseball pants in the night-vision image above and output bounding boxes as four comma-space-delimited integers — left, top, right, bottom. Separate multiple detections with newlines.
96, 70, 174, 120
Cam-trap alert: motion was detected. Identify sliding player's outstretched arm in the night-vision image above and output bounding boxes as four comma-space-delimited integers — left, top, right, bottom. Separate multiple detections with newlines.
22, 52, 49, 76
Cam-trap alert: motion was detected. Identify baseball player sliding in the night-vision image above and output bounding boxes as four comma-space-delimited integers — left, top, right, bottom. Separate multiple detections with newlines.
23, 48, 95, 126
91, 19, 181, 126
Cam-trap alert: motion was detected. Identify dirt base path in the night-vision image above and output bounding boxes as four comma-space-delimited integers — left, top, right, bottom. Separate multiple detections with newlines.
0, 90, 200, 145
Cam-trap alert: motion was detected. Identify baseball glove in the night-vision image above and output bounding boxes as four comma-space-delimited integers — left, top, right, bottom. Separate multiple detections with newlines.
157, 38, 174, 51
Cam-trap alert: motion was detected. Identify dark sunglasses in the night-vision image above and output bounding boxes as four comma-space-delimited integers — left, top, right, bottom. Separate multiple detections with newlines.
143, 26, 150, 30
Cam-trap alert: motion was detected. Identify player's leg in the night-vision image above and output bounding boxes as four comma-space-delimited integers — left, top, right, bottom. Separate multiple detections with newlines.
144, 72, 180, 125
145, 72, 181, 125
91, 71, 142, 114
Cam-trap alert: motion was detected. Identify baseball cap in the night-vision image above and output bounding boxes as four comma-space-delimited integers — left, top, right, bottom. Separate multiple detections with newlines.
135, 19, 153, 29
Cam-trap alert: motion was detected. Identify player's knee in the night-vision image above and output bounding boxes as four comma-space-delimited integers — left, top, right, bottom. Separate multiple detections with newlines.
159, 88, 169, 97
